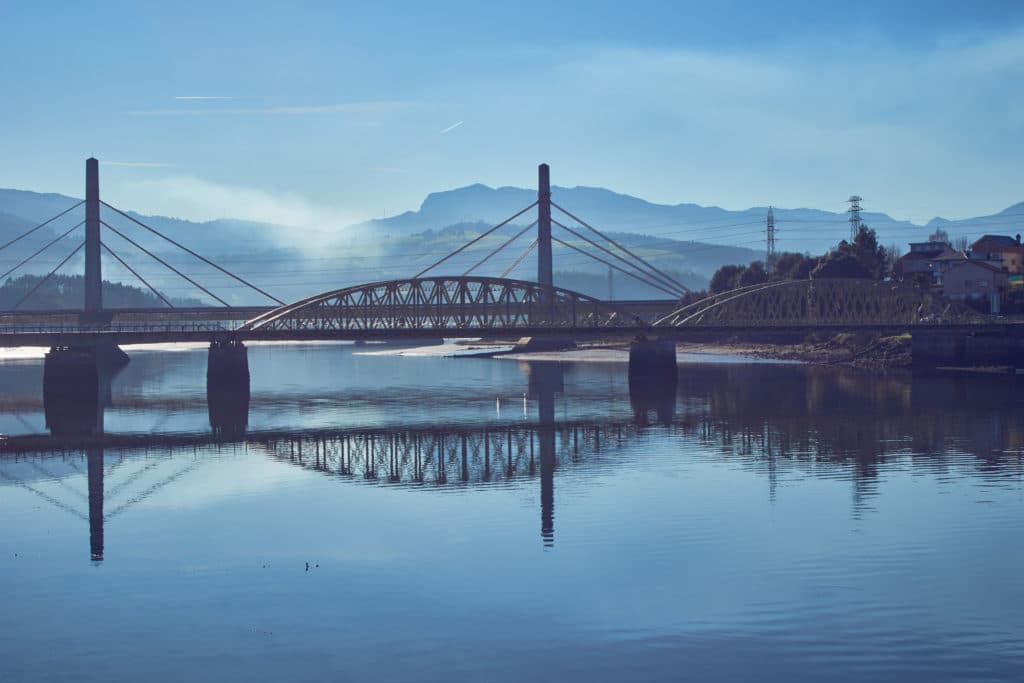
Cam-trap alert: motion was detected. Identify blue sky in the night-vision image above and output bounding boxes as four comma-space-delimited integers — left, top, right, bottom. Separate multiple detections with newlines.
2, 0, 1022, 231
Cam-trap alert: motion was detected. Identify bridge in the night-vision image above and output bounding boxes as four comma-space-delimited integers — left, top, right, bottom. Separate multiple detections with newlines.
0, 158, 1011, 380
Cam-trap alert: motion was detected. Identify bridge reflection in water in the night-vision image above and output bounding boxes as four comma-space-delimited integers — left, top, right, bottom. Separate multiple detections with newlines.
4, 358, 1024, 563
10, 358, 679, 558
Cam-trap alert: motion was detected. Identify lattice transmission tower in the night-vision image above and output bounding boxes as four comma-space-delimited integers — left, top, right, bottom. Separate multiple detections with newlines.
847, 195, 863, 241
765, 206, 777, 276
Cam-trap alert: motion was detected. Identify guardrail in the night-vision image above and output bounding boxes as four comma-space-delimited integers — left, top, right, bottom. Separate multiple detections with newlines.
0, 322, 234, 335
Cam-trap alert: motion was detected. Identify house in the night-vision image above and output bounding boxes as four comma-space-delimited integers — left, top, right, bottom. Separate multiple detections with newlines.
970, 234, 1021, 259
941, 260, 1007, 312
892, 241, 954, 282
929, 250, 970, 282
1002, 251, 1024, 275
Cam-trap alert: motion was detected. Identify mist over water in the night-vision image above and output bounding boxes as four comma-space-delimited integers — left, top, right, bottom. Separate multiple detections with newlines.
1, 345, 1022, 682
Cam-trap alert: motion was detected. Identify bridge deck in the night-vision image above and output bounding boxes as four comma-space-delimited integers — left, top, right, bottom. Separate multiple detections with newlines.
0, 322, 1012, 348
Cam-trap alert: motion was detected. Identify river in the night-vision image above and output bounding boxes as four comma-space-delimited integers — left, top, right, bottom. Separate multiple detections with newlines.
1, 343, 1022, 682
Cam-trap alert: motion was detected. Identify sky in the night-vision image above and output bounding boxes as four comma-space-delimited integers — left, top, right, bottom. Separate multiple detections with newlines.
1, 0, 1023, 232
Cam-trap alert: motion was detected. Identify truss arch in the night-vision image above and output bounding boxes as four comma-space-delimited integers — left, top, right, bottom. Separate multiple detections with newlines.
654, 279, 989, 327
239, 276, 638, 333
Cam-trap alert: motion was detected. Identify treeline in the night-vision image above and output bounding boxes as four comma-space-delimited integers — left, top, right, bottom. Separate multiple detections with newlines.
695, 226, 889, 301
0, 274, 203, 309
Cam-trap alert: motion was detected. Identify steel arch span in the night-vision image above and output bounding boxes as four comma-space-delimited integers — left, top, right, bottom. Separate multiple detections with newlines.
239, 276, 639, 334
654, 279, 990, 328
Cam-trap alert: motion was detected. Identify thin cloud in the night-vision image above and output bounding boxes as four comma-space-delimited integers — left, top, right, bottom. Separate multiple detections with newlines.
174, 96, 252, 100
438, 120, 464, 135
113, 175, 366, 251
364, 165, 409, 173
123, 101, 408, 116
102, 161, 172, 168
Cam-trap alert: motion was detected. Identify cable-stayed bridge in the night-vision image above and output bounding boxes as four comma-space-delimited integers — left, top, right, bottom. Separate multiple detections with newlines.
0, 159, 991, 346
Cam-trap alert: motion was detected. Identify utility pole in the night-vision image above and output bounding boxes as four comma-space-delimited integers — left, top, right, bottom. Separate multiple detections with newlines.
765, 206, 777, 276
607, 266, 614, 300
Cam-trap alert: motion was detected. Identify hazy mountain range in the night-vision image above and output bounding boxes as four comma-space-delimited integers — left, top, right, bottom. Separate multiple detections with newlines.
1, 185, 1021, 305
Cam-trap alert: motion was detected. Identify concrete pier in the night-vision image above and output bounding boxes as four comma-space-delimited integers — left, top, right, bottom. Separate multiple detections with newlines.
912, 327, 1024, 369
207, 340, 250, 437
628, 336, 678, 426
628, 336, 677, 383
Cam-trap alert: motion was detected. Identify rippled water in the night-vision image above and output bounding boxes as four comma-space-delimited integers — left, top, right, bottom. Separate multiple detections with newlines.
2, 343, 1022, 682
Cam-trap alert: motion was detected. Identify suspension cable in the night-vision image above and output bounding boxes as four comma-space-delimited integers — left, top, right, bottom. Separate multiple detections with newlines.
0, 220, 84, 281
552, 218, 685, 297
551, 201, 690, 293
100, 240, 174, 308
414, 201, 538, 278
100, 221, 230, 306
462, 221, 537, 276
12, 241, 86, 310
552, 236, 680, 298
100, 201, 284, 305
0, 200, 84, 253
500, 239, 538, 279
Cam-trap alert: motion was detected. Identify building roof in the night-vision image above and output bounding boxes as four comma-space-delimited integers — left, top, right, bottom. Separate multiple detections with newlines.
931, 251, 969, 261
898, 251, 932, 261
972, 235, 1019, 249
944, 259, 1005, 274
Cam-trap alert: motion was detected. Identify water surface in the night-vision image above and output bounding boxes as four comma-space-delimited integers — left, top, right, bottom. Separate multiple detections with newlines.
2, 344, 1022, 682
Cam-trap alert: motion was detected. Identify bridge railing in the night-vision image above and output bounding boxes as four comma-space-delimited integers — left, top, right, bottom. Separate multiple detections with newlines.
0, 321, 233, 335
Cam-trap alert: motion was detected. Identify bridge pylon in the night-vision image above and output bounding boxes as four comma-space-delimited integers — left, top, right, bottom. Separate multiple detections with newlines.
84, 158, 102, 316
537, 163, 553, 293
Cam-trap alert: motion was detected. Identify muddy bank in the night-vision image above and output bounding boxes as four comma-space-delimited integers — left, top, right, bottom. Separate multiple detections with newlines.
457, 332, 912, 368
676, 331, 912, 370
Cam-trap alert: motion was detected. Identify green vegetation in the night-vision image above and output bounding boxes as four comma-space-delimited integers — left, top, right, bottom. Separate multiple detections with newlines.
0, 274, 203, 309
706, 225, 889, 295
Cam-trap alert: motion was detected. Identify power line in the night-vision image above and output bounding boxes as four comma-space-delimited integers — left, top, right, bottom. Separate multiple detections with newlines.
551, 218, 685, 297
12, 241, 86, 310
500, 239, 538, 279
0, 201, 84, 253
0, 220, 84, 281
101, 220, 230, 306
101, 201, 284, 305
463, 221, 536, 276
551, 236, 679, 298
551, 201, 690, 293
414, 201, 537, 277
100, 240, 174, 308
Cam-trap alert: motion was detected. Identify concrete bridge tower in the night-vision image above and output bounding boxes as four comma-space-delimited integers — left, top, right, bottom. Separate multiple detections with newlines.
84, 158, 102, 316
537, 163, 553, 290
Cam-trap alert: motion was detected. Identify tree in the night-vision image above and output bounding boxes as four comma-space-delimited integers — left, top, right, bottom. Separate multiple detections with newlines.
928, 228, 950, 244
738, 260, 768, 287
885, 243, 903, 277
811, 250, 872, 279
953, 236, 970, 252
773, 252, 816, 280
846, 225, 887, 279
709, 264, 745, 293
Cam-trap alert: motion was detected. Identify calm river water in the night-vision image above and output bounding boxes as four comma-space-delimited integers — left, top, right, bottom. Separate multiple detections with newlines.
1, 343, 1022, 682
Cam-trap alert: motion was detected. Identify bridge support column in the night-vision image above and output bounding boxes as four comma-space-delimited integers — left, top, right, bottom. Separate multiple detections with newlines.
912, 327, 1024, 370
85, 158, 102, 317
207, 339, 250, 437
537, 163, 554, 318
628, 337, 678, 424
